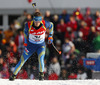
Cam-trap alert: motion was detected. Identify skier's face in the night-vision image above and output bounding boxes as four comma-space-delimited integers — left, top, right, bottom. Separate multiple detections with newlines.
34, 21, 41, 27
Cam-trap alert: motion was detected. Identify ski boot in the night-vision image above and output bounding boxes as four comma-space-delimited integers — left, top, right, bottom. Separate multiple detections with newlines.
39, 72, 44, 80
9, 74, 16, 81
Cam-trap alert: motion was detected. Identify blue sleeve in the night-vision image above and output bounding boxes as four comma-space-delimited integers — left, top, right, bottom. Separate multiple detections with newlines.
24, 22, 29, 43
59, 15, 62, 21
45, 21, 54, 37
45, 21, 51, 28
65, 14, 70, 23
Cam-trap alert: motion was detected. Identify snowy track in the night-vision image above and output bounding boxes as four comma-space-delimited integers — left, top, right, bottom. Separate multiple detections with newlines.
1, 79, 100, 85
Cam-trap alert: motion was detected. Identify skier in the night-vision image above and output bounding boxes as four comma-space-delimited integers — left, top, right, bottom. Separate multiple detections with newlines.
9, 12, 53, 80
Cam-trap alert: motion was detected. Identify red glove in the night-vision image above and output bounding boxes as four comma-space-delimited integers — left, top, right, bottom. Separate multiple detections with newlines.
48, 37, 53, 44
24, 43, 27, 47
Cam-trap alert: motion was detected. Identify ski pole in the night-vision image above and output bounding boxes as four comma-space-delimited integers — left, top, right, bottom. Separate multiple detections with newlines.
51, 43, 61, 55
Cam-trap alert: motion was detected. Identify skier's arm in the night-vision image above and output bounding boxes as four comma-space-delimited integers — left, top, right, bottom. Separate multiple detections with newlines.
46, 21, 53, 37
24, 22, 29, 46
45, 21, 54, 44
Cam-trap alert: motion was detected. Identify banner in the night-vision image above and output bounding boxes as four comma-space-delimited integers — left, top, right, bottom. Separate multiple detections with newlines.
83, 58, 100, 71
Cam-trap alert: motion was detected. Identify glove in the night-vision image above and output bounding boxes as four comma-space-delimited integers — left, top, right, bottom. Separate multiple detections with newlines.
48, 36, 53, 44
24, 43, 27, 47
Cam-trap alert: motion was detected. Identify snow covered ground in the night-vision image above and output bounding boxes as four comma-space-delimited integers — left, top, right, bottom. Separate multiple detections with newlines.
0, 79, 100, 85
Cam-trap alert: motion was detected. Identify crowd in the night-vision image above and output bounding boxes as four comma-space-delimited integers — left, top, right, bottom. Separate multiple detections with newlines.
0, 7, 100, 80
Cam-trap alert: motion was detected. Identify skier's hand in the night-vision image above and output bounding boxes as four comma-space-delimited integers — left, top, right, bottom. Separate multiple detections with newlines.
48, 37, 53, 44
24, 43, 27, 47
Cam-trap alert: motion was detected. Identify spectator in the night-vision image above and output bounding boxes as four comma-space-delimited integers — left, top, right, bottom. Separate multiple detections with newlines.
59, 9, 70, 23
65, 53, 78, 73
77, 68, 87, 80
9, 40, 17, 53
26, 13, 32, 21
15, 29, 24, 55
44, 10, 52, 21
62, 38, 75, 62
55, 40, 62, 51
65, 15, 78, 41
23, 13, 32, 28
79, 20, 90, 40
17, 10, 27, 26
84, 7, 93, 27
73, 8, 84, 21
9, 57, 17, 74
68, 72, 77, 79
0, 67, 9, 79
56, 19, 66, 43
16, 68, 28, 79
78, 54, 86, 66
85, 68, 92, 79
94, 11, 100, 21
66, 15, 78, 32
87, 26, 96, 51
14, 20, 21, 30
95, 17, 100, 32
0, 40, 7, 57
30, 65, 39, 79
0, 57, 9, 79
4, 23, 14, 44
59, 68, 68, 80
6, 52, 13, 65
93, 32, 100, 51
48, 73, 59, 80
35, 9, 40, 12
56, 19, 66, 33
48, 57, 61, 80
52, 14, 59, 31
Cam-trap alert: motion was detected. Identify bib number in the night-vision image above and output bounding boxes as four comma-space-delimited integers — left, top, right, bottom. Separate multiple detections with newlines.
34, 35, 40, 38
29, 34, 45, 42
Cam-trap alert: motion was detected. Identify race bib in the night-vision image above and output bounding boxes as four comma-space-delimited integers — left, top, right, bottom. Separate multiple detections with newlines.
29, 33, 45, 42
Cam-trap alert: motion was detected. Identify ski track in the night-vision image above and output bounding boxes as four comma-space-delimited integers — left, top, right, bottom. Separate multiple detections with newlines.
0, 79, 100, 85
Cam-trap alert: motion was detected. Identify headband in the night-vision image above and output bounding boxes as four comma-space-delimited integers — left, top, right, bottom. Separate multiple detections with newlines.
33, 16, 42, 21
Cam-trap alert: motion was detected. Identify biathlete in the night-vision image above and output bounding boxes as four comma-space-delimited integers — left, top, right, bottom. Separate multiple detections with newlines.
9, 12, 53, 80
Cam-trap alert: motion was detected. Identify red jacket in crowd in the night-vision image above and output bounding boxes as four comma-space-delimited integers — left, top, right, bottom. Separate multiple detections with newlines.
48, 73, 59, 80
0, 63, 9, 79
73, 10, 84, 20
96, 17, 100, 32
80, 26, 90, 40
16, 69, 28, 79
84, 16, 93, 27
66, 20, 77, 32
68, 73, 77, 79
56, 23, 66, 33
15, 34, 24, 46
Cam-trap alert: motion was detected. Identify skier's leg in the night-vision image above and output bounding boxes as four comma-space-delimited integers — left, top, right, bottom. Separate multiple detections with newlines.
37, 43, 45, 80
13, 51, 31, 75
9, 42, 36, 80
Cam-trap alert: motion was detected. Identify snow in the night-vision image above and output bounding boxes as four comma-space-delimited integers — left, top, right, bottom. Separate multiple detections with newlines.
0, 79, 100, 85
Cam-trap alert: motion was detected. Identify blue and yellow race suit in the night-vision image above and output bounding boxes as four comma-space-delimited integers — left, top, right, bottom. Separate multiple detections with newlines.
13, 20, 53, 75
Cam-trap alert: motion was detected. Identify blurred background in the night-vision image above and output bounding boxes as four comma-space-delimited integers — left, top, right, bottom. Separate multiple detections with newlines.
0, 0, 100, 80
